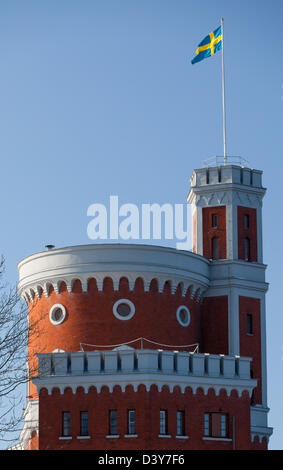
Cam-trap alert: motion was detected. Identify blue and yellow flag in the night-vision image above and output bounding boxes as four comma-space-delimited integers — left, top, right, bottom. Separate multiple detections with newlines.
191, 25, 222, 64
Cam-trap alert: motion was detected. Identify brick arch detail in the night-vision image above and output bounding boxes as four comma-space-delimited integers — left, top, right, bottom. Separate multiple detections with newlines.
21, 274, 207, 306
37, 382, 247, 398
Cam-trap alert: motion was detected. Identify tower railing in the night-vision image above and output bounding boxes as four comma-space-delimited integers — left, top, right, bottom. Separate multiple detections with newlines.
79, 337, 199, 353
203, 156, 250, 168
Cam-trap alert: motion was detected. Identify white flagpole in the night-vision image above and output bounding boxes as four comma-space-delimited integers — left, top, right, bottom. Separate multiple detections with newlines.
221, 17, 227, 165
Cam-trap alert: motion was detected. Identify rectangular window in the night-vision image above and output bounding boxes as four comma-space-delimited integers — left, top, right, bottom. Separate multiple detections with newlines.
109, 410, 117, 435
220, 415, 227, 438
177, 410, 185, 436
212, 214, 218, 228
80, 411, 88, 436
160, 410, 168, 435
204, 413, 228, 438
62, 411, 71, 437
246, 314, 253, 335
204, 413, 210, 436
212, 237, 219, 260
244, 214, 249, 229
128, 410, 136, 435
244, 238, 250, 261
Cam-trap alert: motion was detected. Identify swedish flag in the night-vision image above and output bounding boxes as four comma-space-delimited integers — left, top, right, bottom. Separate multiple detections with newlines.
191, 25, 222, 64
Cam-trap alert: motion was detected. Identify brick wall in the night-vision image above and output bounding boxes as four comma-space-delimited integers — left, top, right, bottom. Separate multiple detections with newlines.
37, 385, 265, 450
201, 296, 229, 355
237, 206, 258, 262
202, 206, 226, 259
239, 296, 262, 404
27, 277, 201, 398
24, 431, 39, 450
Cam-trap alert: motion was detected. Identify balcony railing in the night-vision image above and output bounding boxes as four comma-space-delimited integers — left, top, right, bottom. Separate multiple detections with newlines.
203, 156, 250, 168
33, 349, 257, 397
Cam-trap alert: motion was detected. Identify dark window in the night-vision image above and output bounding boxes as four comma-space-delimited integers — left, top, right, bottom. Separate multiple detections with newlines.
246, 314, 253, 335
212, 237, 219, 260
212, 214, 218, 228
206, 170, 209, 184
244, 238, 250, 261
117, 303, 131, 317
177, 410, 185, 436
109, 410, 117, 435
80, 411, 88, 436
160, 410, 168, 435
204, 413, 228, 438
62, 412, 71, 437
128, 410, 136, 435
244, 214, 249, 229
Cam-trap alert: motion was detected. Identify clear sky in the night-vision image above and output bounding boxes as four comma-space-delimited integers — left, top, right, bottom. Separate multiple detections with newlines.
0, 0, 282, 449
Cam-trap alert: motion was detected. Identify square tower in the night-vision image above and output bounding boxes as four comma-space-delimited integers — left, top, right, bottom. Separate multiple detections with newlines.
188, 164, 265, 262
188, 160, 271, 445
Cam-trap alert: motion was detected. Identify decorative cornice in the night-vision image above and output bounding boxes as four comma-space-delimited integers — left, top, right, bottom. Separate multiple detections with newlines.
18, 244, 211, 304
33, 373, 256, 398
250, 405, 273, 443
188, 187, 265, 209
251, 428, 273, 444
20, 273, 208, 305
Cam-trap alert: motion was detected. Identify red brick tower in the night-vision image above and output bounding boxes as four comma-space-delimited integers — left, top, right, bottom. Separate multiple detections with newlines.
188, 163, 272, 447
14, 162, 272, 450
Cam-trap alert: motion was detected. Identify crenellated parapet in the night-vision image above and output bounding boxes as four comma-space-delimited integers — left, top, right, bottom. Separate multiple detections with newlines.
189, 164, 265, 198
33, 349, 256, 398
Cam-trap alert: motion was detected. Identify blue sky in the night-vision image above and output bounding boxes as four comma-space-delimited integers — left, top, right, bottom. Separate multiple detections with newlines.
0, 0, 282, 449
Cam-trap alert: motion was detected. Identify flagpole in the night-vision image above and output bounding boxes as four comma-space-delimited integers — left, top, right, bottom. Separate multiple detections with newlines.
221, 17, 227, 165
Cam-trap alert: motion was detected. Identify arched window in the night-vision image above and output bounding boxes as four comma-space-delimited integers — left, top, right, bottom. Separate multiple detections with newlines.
244, 237, 250, 261
212, 237, 218, 260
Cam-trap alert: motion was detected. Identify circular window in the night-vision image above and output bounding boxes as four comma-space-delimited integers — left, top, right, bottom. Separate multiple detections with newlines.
113, 299, 135, 321
49, 304, 66, 326
176, 305, 191, 327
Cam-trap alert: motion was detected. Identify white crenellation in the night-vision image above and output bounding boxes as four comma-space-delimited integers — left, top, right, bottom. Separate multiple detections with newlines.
189, 165, 264, 190
34, 349, 257, 398
17, 244, 211, 305
20, 275, 205, 305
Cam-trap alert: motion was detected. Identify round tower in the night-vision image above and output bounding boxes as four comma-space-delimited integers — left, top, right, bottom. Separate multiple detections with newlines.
18, 244, 209, 399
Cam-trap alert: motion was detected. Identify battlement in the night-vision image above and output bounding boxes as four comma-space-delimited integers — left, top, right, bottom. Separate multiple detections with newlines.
33, 349, 256, 397
190, 164, 264, 190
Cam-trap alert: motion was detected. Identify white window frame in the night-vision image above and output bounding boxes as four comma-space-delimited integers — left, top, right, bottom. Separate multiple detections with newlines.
176, 305, 191, 327
49, 304, 66, 326
113, 299, 135, 321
